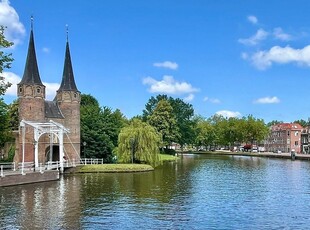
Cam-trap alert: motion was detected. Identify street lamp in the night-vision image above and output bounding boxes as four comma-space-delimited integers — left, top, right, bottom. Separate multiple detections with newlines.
130, 138, 134, 164
83, 141, 87, 159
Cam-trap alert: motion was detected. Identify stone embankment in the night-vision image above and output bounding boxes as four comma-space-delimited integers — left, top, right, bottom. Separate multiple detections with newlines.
201, 150, 310, 160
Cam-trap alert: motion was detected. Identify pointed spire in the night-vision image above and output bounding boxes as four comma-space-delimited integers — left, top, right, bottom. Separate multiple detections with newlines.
19, 16, 43, 85
57, 28, 78, 92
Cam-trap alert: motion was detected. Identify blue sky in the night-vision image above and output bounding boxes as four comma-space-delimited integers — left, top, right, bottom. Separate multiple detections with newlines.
2, 0, 310, 123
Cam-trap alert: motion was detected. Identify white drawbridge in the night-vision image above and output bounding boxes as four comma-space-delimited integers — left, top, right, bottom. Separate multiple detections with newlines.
20, 120, 70, 173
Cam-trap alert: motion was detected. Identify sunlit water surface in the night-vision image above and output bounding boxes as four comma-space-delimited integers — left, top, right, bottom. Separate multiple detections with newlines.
1, 154, 310, 229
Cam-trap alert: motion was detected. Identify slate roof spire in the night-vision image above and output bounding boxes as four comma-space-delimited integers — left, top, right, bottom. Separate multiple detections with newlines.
57, 26, 78, 92
19, 16, 43, 85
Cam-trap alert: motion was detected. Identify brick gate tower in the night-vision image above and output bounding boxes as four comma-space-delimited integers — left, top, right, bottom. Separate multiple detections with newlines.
15, 20, 80, 166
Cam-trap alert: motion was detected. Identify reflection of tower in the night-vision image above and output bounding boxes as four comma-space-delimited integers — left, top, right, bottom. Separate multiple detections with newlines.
15, 19, 80, 165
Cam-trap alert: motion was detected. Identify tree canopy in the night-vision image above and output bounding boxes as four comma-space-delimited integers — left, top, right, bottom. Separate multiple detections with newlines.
114, 119, 161, 167
80, 94, 126, 162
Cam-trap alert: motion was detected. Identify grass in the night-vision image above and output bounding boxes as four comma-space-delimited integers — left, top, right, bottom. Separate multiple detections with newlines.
160, 153, 179, 162
74, 153, 178, 173
76, 164, 154, 173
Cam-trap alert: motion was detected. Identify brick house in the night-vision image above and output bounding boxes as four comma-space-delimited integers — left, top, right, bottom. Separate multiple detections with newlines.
264, 123, 303, 153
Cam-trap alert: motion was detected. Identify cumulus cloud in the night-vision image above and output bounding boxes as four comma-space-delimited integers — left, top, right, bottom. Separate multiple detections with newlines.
216, 110, 241, 118
184, 94, 194, 102
2, 71, 20, 96
203, 97, 220, 103
153, 61, 178, 70
238, 29, 268, 46
253, 96, 280, 104
250, 45, 310, 69
247, 15, 258, 24
273, 27, 292, 41
142, 75, 199, 95
0, 0, 26, 46
3, 71, 60, 100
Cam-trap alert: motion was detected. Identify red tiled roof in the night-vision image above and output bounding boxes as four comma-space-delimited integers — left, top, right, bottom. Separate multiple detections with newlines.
272, 123, 303, 131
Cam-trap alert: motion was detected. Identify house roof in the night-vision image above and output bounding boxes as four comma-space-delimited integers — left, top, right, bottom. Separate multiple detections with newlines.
45, 101, 64, 119
57, 41, 78, 92
272, 123, 303, 131
18, 29, 44, 86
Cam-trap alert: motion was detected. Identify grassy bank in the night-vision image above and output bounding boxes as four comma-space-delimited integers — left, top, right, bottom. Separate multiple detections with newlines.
74, 154, 179, 173
76, 164, 154, 173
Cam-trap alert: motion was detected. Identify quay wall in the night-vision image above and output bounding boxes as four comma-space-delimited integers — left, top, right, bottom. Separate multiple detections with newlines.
0, 171, 59, 187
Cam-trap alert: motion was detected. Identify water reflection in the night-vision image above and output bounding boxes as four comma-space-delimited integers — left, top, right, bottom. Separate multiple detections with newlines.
1, 154, 310, 229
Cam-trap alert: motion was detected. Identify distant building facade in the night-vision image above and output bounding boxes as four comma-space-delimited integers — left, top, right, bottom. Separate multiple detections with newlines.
264, 123, 303, 153
14, 23, 80, 165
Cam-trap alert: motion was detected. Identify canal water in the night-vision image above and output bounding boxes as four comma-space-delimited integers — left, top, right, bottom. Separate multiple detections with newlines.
1, 154, 310, 229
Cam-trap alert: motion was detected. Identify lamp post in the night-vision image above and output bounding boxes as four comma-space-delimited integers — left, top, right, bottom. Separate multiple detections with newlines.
130, 138, 134, 164
83, 142, 87, 159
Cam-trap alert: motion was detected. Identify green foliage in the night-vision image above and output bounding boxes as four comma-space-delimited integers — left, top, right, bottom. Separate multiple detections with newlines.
194, 114, 269, 149
293, 119, 308, 128
0, 99, 12, 147
0, 26, 13, 96
7, 99, 19, 130
147, 99, 179, 147
80, 94, 126, 162
143, 95, 195, 148
114, 119, 161, 167
266, 120, 283, 127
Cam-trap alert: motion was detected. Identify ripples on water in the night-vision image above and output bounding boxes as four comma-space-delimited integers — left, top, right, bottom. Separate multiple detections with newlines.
1, 155, 310, 229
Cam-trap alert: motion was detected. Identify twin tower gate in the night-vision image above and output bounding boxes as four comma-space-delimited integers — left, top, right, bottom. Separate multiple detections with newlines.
20, 120, 78, 173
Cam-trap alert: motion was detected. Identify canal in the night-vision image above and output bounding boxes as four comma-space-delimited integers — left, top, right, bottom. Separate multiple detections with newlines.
1, 154, 310, 229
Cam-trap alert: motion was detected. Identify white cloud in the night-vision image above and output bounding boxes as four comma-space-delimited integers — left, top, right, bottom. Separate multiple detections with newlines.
43, 82, 60, 100
3, 71, 60, 100
184, 94, 194, 102
2, 71, 20, 96
273, 27, 292, 41
238, 29, 268, 46
0, 0, 26, 46
253, 96, 280, 104
153, 61, 178, 70
203, 97, 220, 103
248, 15, 258, 24
42, 47, 50, 53
251, 45, 310, 70
143, 75, 199, 95
216, 110, 241, 118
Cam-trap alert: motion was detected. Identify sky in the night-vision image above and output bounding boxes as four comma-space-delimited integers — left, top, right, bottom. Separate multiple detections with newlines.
1, 0, 310, 123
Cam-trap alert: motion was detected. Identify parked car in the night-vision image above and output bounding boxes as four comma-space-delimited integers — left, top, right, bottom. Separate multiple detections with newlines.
251, 147, 258, 153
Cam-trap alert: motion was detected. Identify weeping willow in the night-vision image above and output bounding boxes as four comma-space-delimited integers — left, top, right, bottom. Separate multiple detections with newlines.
114, 119, 161, 167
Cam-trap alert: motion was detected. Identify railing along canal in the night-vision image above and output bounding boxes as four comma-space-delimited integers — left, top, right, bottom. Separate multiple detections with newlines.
0, 158, 104, 177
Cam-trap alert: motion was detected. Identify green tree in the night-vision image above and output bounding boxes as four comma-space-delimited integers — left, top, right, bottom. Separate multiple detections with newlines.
169, 98, 195, 148
0, 26, 14, 148
241, 115, 269, 144
7, 99, 19, 130
195, 117, 217, 150
143, 95, 195, 148
80, 94, 126, 162
114, 119, 161, 167
148, 99, 179, 149
0, 99, 10, 147
293, 119, 308, 128
266, 120, 283, 127
0, 26, 13, 95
